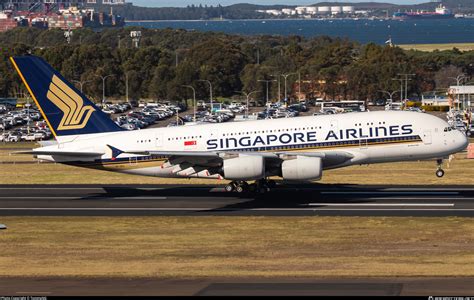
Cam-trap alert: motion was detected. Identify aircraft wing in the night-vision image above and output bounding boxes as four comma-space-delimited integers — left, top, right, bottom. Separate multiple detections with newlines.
126, 150, 220, 158
275, 151, 354, 168
124, 149, 354, 169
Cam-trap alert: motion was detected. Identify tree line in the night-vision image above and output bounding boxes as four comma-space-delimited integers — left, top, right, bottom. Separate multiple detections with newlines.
1, 27, 473, 105
96, 3, 266, 21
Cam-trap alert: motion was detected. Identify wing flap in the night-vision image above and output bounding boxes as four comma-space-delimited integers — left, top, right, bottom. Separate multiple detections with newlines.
276, 151, 355, 167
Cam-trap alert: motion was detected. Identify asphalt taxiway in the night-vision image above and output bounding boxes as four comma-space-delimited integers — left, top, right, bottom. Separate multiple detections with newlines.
0, 184, 474, 216
1, 277, 474, 296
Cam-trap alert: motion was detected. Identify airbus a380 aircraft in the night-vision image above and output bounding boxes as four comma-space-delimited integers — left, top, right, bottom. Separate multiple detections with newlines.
11, 56, 469, 193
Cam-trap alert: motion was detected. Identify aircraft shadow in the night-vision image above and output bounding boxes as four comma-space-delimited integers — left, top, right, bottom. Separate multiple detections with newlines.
75, 184, 420, 210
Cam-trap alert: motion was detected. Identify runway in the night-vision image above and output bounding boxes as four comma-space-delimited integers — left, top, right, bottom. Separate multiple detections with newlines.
1, 184, 474, 216
2, 277, 474, 296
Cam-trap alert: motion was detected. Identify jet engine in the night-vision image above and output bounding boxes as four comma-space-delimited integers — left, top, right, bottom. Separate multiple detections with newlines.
281, 156, 322, 181
222, 155, 265, 180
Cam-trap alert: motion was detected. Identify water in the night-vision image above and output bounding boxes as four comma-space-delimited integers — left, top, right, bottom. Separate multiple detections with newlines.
126, 18, 474, 44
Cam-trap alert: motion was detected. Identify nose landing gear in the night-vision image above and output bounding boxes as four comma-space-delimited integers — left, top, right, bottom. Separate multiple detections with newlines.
436, 159, 445, 178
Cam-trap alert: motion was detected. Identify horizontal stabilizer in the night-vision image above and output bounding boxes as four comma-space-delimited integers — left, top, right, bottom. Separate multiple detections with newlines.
14, 150, 104, 157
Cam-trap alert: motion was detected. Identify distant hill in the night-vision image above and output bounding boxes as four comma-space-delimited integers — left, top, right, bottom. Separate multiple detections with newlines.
95, 1, 474, 21
227, 3, 290, 10
311, 2, 397, 9
310, 1, 474, 11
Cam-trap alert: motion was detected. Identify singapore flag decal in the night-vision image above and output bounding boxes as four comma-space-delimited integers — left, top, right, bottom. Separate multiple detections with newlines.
184, 140, 197, 147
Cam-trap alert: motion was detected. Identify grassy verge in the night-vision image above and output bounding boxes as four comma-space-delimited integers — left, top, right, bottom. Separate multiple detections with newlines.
0, 152, 471, 185
0, 217, 473, 278
399, 43, 474, 52
0, 142, 38, 149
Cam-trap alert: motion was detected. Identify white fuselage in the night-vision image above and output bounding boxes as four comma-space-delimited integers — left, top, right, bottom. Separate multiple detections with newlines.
36, 111, 468, 180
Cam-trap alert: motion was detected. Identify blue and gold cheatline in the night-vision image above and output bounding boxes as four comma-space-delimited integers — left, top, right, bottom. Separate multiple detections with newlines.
10, 56, 124, 137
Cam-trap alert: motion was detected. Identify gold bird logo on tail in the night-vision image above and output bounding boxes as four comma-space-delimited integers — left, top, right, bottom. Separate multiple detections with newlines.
46, 75, 95, 130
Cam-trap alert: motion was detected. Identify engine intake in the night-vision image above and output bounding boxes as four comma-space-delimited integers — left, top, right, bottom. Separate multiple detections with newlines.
281, 156, 322, 181
223, 155, 265, 180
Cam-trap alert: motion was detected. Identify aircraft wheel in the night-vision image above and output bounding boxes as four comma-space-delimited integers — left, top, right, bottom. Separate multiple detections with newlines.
225, 183, 235, 192
436, 169, 445, 178
235, 185, 244, 193
267, 179, 276, 188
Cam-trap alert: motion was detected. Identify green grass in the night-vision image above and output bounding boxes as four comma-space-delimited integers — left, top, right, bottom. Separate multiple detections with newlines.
0, 142, 37, 149
0, 150, 471, 185
399, 43, 474, 52
0, 216, 473, 278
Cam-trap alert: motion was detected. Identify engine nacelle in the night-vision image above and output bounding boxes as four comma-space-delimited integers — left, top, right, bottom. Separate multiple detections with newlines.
281, 156, 322, 181
223, 155, 265, 180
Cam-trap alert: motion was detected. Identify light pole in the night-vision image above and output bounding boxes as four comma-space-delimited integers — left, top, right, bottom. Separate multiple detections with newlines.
97, 74, 115, 104
297, 71, 302, 102
258, 79, 276, 104
392, 78, 404, 102
175, 48, 190, 67
125, 72, 129, 103
397, 73, 415, 101
198, 79, 213, 115
72, 79, 93, 93
182, 85, 197, 122
379, 90, 398, 106
271, 74, 281, 101
236, 90, 260, 119
125, 71, 144, 103
282, 73, 297, 104
449, 74, 466, 110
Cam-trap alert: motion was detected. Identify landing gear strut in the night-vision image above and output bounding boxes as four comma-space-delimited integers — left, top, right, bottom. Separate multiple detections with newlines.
225, 181, 249, 193
225, 179, 276, 194
436, 159, 445, 178
253, 179, 277, 194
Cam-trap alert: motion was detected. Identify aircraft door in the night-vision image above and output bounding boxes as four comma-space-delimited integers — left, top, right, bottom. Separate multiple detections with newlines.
155, 133, 163, 148
207, 130, 220, 150
423, 130, 432, 145
359, 138, 368, 149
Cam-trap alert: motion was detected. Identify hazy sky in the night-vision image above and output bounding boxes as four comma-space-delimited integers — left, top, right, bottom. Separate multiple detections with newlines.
131, 1, 428, 7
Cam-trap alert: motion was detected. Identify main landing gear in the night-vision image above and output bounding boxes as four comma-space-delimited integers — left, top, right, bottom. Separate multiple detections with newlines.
225, 181, 249, 193
224, 179, 277, 193
436, 159, 445, 178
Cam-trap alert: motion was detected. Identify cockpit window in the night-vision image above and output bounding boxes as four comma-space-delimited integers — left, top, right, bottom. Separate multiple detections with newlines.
444, 127, 453, 132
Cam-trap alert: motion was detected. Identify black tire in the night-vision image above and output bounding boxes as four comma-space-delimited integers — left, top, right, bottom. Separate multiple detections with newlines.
235, 185, 244, 193
436, 169, 445, 178
267, 180, 277, 188
225, 184, 234, 192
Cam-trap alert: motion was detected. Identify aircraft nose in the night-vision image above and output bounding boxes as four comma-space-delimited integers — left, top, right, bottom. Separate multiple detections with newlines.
455, 130, 469, 152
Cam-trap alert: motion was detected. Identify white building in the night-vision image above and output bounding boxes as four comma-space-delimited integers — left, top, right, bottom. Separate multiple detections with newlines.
295, 7, 307, 15
449, 85, 474, 108
342, 6, 355, 13
317, 6, 330, 14
306, 7, 318, 15
331, 6, 342, 14
263, 9, 282, 16
421, 95, 450, 106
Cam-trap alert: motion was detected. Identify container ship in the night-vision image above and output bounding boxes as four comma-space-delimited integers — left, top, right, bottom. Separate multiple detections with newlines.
393, 4, 454, 20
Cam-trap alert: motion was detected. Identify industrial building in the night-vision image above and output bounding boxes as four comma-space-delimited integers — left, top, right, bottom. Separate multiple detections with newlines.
260, 5, 356, 18
0, 0, 126, 31
0, 0, 126, 10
